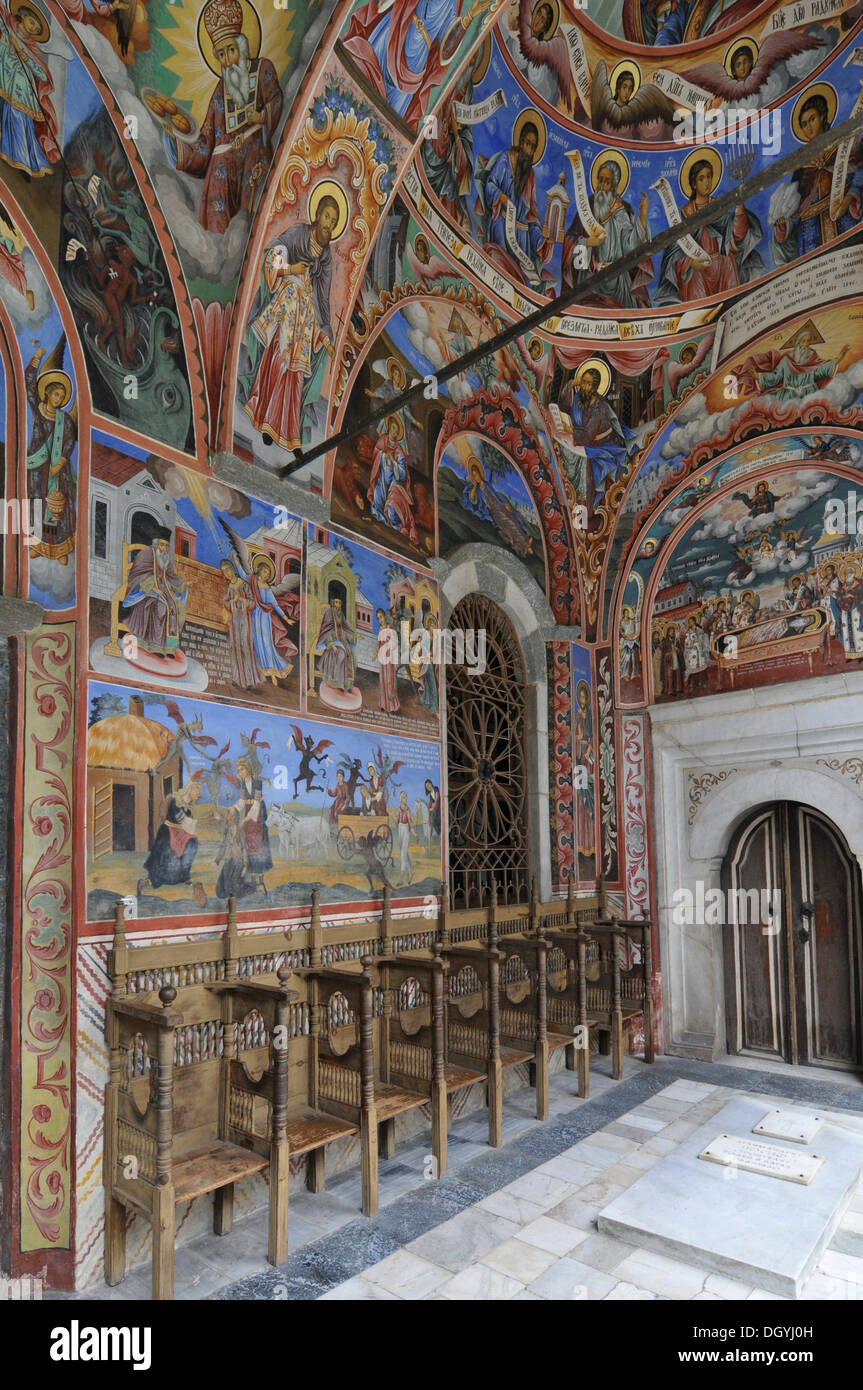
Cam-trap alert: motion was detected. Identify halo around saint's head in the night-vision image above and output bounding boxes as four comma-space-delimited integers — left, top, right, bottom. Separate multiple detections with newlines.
575, 358, 611, 396
679, 147, 723, 199
528, 336, 543, 360
723, 37, 759, 78
385, 413, 405, 441
513, 108, 547, 164
37, 369, 73, 407
11, 0, 50, 41
791, 82, 838, 141
308, 180, 349, 239
609, 59, 641, 98
531, 0, 560, 39
252, 552, 276, 583
591, 149, 630, 197
470, 34, 492, 83
198, 0, 262, 75
575, 678, 590, 706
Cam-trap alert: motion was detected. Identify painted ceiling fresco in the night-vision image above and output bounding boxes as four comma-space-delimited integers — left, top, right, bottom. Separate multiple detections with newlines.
3, 0, 863, 683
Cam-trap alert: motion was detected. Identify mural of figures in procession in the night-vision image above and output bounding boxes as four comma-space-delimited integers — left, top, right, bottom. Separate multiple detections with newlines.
305, 525, 442, 736
86, 681, 444, 919
88, 444, 304, 709
620, 468, 863, 704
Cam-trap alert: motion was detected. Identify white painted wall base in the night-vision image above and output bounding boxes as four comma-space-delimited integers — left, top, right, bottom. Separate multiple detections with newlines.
649, 669, 863, 1060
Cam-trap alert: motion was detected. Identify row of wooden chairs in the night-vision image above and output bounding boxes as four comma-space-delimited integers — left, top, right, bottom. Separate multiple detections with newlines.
103, 882, 654, 1298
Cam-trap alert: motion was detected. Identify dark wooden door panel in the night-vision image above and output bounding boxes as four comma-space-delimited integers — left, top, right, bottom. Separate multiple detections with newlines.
796, 809, 860, 1069
724, 809, 786, 1060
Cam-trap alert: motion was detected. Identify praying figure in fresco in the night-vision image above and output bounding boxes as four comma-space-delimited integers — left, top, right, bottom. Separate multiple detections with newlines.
163, 0, 282, 233
656, 158, 763, 305
739, 325, 850, 404
138, 779, 205, 906
25, 343, 77, 565
314, 594, 357, 694
0, 1, 60, 177
771, 89, 863, 266
342, 0, 493, 126
243, 193, 339, 452
368, 414, 418, 544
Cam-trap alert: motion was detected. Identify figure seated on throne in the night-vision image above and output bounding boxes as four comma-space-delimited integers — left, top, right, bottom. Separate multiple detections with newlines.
106, 528, 190, 677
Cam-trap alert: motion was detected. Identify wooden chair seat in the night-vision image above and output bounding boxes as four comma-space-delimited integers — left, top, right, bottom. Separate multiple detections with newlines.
171, 1142, 269, 1206
443, 1061, 485, 1092
499, 1045, 533, 1069
373, 1082, 428, 1120
547, 1030, 577, 1052
586, 1003, 644, 1024
284, 1108, 358, 1155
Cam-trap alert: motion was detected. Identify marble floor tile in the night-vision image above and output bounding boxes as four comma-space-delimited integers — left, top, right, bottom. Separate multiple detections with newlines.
437, 1266, 524, 1300
501, 1171, 579, 1210
406, 1209, 519, 1273
363, 1249, 451, 1299
527, 1256, 618, 1301
515, 1215, 591, 1256
481, 1237, 558, 1283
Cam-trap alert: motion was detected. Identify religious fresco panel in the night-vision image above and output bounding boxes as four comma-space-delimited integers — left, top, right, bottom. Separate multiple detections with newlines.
87, 440, 303, 711
85, 680, 444, 921
305, 523, 442, 738
437, 431, 546, 590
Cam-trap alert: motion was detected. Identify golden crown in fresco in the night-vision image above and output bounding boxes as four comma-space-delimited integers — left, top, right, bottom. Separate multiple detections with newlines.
202, 0, 243, 46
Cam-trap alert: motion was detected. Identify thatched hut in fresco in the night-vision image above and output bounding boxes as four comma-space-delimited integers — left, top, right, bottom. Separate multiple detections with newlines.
87, 696, 181, 858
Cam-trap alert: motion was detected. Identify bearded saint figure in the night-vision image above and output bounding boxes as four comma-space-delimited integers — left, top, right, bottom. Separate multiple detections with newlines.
167, 0, 283, 234
121, 527, 188, 657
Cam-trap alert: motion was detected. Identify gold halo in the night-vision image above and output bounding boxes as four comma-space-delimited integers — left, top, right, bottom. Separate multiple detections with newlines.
575, 679, 590, 705
528, 336, 543, 360
591, 149, 630, 198
575, 358, 611, 397
609, 60, 641, 99
197, 0, 261, 75
840, 558, 861, 582
723, 37, 759, 78
530, 0, 560, 39
467, 454, 485, 480
308, 180, 349, 240
37, 369, 72, 406
791, 83, 838, 141
252, 553, 276, 583
470, 34, 492, 83
386, 356, 406, 385
513, 108, 547, 164
384, 413, 404, 442
11, 0, 50, 42
679, 146, 723, 200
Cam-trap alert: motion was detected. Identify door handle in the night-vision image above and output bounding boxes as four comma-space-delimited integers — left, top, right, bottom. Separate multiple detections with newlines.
796, 903, 813, 944
795, 926, 810, 944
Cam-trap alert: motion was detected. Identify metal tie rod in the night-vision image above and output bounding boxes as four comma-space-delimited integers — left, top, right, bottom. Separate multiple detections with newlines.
281, 106, 863, 476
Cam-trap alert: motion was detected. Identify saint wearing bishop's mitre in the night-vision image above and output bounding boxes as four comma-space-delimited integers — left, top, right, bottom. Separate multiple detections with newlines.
167, 0, 283, 234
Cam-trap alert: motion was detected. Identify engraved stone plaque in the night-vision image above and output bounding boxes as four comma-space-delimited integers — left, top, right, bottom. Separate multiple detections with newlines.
753, 1109, 824, 1144
698, 1133, 824, 1186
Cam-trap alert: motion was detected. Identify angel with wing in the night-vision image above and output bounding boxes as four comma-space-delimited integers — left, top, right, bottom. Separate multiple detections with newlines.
25, 337, 77, 565
510, 0, 580, 118
217, 516, 299, 687
591, 60, 677, 142
682, 32, 827, 112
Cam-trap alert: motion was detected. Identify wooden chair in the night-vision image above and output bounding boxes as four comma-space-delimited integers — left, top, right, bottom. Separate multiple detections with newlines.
582, 912, 655, 1077
377, 944, 488, 1179
304, 954, 429, 1216
498, 898, 575, 1120
440, 885, 533, 1146
544, 886, 601, 1099
103, 900, 296, 1300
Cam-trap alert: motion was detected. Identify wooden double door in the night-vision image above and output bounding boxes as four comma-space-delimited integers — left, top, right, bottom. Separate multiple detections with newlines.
723, 802, 862, 1070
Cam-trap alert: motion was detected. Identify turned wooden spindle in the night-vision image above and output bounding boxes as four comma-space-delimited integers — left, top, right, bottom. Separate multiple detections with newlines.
271, 964, 292, 1145
155, 985, 176, 1187
488, 877, 499, 950
225, 894, 240, 982
110, 900, 128, 1000
438, 894, 450, 950
359, 955, 375, 1111
381, 882, 393, 944
309, 888, 322, 968
566, 877, 575, 928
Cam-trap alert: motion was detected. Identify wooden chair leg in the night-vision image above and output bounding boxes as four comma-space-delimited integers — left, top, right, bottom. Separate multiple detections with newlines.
268, 1142, 289, 1267
535, 1041, 549, 1122
488, 1060, 503, 1148
643, 1002, 656, 1064
577, 1041, 590, 1099
104, 1193, 127, 1286
151, 1186, 175, 1302
379, 1116, 396, 1160
611, 1011, 624, 1080
431, 1081, 447, 1180
361, 1110, 379, 1216
213, 1183, 233, 1236
306, 1145, 326, 1193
